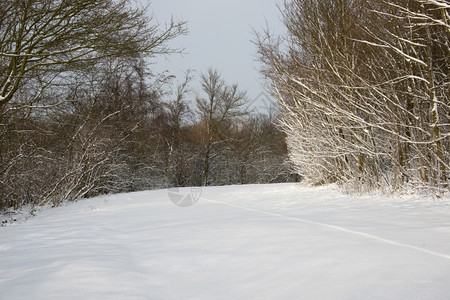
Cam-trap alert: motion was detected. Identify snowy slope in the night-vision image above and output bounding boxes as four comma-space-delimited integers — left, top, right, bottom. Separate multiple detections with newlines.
1, 183, 450, 300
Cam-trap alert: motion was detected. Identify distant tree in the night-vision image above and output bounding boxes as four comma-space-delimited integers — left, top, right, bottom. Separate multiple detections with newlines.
231, 114, 291, 184
195, 69, 248, 186
163, 70, 195, 186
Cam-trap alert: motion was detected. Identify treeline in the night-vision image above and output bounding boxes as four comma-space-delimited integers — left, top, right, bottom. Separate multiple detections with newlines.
0, 1, 290, 210
256, 0, 449, 194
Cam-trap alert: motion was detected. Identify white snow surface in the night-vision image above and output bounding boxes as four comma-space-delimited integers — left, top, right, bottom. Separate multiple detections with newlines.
1, 183, 450, 299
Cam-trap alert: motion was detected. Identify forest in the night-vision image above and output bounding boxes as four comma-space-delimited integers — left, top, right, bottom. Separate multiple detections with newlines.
256, 0, 449, 195
0, 0, 291, 210
1, 0, 448, 211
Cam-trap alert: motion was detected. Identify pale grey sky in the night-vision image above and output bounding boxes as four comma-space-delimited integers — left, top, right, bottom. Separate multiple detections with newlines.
149, 0, 285, 104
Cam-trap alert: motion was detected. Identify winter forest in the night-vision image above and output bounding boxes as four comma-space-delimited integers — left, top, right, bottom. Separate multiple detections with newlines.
0, 0, 291, 210
0, 0, 449, 211
256, 0, 449, 194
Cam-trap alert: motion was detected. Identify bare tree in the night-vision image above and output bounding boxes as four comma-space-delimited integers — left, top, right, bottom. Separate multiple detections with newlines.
0, 0, 189, 209
0, 0, 187, 110
255, 0, 449, 194
163, 70, 195, 186
195, 69, 248, 186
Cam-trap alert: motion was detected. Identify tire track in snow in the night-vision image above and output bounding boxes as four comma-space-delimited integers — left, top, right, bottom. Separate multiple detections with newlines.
203, 198, 450, 261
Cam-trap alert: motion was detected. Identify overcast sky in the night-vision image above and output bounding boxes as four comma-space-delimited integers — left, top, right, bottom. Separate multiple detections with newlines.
149, 0, 285, 106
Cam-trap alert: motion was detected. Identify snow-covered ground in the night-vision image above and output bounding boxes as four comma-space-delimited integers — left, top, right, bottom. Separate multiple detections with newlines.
1, 183, 450, 299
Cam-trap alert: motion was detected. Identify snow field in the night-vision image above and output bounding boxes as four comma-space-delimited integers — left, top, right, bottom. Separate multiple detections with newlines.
1, 183, 450, 299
